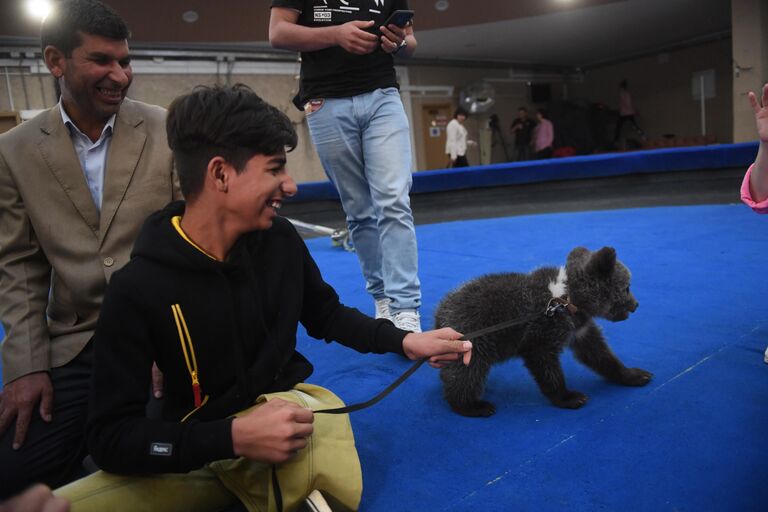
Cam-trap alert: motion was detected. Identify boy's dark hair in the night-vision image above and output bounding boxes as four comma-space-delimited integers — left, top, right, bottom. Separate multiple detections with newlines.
454, 107, 469, 118
166, 84, 298, 199
41, 0, 131, 56
518, 106, 528, 113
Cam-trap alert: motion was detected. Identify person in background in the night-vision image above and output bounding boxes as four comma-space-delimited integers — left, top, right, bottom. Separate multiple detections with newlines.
269, 0, 424, 333
532, 109, 554, 159
613, 79, 646, 146
0, 0, 179, 497
510, 107, 535, 161
445, 107, 474, 168
739, 82, 768, 364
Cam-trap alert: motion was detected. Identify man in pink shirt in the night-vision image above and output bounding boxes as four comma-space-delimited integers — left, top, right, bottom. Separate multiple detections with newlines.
740, 82, 768, 362
613, 79, 646, 146
533, 109, 554, 159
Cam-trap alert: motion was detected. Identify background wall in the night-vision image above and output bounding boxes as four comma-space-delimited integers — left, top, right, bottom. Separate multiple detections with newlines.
571, 38, 734, 145
732, 0, 768, 142
0, 36, 745, 181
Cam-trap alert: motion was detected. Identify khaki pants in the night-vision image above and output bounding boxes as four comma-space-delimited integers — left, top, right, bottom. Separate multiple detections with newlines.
56, 384, 363, 512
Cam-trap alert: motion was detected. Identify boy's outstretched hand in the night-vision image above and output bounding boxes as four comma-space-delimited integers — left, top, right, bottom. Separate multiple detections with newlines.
402, 328, 472, 368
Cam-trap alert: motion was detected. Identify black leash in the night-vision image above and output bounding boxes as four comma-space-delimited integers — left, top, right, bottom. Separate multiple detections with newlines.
273, 298, 576, 510
315, 297, 575, 415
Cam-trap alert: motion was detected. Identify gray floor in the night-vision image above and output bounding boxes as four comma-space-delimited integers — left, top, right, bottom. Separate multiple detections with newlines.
280, 167, 745, 237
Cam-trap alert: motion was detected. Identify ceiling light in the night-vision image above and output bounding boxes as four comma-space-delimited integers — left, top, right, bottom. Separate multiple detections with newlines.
435, 1, 449, 12
25, 0, 53, 21
182, 10, 199, 23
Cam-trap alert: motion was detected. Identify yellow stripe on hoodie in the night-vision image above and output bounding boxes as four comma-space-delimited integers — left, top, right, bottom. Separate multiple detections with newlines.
171, 216, 218, 261
171, 303, 209, 420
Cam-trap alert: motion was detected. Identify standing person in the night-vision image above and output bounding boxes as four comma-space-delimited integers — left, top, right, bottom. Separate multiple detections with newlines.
739, 82, 768, 363
445, 107, 471, 168
613, 79, 646, 146
0, 0, 179, 497
269, 1, 423, 332
55, 84, 472, 512
532, 109, 554, 159
510, 107, 534, 161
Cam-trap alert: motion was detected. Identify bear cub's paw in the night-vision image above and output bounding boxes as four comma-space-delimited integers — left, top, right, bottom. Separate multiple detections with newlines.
451, 400, 496, 417
549, 391, 588, 409
618, 367, 653, 386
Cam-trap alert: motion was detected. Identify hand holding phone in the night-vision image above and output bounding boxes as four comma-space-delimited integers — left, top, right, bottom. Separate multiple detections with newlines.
379, 9, 414, 54
382, 9, 414, 29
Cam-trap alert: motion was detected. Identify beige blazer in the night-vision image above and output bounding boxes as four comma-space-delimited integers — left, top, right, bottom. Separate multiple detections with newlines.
0, 98, 180, 384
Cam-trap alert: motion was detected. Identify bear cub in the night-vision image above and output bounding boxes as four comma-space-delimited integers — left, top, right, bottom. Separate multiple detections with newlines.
436, 247, 652, 417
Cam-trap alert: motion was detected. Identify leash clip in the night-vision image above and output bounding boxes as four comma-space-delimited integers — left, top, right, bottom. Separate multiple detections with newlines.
545, 297, 569, 317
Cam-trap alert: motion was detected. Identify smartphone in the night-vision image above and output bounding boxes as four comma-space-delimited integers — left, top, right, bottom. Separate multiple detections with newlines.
382, 9, 414, 29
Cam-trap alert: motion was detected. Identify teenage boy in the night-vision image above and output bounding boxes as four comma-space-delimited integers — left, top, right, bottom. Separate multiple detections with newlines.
56, 85, 471, 511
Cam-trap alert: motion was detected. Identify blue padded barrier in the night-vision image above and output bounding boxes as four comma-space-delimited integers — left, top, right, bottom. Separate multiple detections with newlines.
290, 141, 759, 202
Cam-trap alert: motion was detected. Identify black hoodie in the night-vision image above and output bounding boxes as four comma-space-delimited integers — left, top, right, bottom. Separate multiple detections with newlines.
86, 201, 407, 474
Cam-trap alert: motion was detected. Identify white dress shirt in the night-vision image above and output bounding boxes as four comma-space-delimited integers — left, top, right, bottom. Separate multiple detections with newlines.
59, 102, 116, 212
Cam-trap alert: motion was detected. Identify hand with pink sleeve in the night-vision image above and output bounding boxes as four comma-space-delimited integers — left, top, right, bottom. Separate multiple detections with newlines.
744, 84, 768, 208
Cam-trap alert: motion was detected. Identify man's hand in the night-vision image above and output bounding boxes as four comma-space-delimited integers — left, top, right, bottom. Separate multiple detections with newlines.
402, 328, 473, 368
0, 484, 69, 512
335, 20, 378, 55
0, 372, 53, 449
379, 24, 407, 54
231, 399, 314, 464
749, 83, 768, 143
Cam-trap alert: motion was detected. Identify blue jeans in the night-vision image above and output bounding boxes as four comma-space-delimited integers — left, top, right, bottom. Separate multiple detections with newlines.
306, 88, 421, 312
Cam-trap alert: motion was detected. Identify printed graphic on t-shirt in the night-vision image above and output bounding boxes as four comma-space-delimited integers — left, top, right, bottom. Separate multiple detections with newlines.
313, 0, 389, 23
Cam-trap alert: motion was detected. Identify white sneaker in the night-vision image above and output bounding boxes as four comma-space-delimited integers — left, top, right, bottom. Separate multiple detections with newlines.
374, 297, 392, 320
301, 490, 333, 512
764, 345, 768, 364
392, 309, 422, 333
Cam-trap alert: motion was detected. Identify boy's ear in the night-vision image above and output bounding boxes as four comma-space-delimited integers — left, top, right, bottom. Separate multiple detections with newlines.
586, 247, 616, 276
208, 156, 229, 192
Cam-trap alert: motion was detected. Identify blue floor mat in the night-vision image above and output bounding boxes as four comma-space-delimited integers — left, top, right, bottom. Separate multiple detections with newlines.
0, 203, 765, 511
298, 203, 768, 511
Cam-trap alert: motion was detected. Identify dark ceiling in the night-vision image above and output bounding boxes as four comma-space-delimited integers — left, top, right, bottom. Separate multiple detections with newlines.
0, 0, 732, 68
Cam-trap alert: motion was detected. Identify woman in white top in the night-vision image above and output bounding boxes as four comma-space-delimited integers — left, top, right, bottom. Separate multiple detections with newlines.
445, 107, 471, 168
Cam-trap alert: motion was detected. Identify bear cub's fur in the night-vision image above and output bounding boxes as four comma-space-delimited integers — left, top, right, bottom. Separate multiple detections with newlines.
436, 247, 652, 417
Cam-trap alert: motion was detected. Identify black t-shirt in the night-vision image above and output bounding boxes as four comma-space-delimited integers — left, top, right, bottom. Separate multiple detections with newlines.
271, 0, 409, 109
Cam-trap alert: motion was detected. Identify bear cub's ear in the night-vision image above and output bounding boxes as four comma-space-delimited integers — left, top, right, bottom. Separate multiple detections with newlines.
585, 246, 616, 276
566, 247, 590, 269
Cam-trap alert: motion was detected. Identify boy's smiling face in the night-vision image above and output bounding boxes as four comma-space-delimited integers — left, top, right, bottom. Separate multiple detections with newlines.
225, 150, 297, 231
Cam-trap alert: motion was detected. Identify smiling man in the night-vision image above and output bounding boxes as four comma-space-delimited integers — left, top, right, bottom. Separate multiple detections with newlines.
54, 84, 472, 511
0, 0, 179, 497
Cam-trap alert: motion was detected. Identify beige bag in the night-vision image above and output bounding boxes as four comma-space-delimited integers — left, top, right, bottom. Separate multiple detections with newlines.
209, 383, 363, 512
